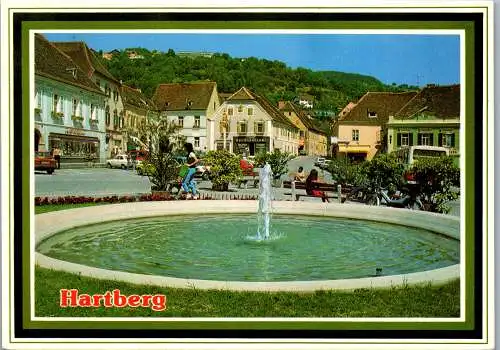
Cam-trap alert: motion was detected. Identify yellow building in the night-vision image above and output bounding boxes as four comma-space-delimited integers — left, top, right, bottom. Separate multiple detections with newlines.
333, 91, 417, 161
278, 101, 328, 156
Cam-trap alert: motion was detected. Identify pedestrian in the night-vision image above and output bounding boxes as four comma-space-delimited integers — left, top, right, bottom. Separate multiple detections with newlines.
181, 142, 200, 199
305, 169, 329, 203
52, 146, 61, 169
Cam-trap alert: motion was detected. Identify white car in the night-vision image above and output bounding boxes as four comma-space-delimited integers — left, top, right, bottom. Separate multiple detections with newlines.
107, 154, 131, 169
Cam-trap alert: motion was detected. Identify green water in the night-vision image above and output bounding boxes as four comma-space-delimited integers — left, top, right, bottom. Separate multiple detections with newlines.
36, 214, 459, 281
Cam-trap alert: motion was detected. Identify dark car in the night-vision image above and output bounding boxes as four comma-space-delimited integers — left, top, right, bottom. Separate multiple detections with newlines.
34, 151, 56, 174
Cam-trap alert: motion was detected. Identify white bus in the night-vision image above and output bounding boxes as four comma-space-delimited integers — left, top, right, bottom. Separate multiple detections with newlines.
393, 146, 450, 184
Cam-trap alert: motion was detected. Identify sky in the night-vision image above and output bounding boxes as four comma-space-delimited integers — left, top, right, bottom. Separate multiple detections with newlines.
44, 33, 460, 87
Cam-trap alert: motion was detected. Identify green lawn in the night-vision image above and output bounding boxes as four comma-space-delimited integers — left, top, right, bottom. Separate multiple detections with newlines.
35, 202, 460, 317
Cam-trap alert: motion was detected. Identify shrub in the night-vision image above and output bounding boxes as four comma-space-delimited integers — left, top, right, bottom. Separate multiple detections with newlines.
327, 157, 369, 187
204, 149, 242, 191
363, 153, 405, 192
411, 156, 460, 213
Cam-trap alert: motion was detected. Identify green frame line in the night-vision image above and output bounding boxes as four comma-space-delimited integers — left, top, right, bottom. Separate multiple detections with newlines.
18, 16, 482, 334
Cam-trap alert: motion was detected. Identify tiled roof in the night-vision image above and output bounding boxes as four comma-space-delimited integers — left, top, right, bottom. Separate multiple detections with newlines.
394, 84, 460, 119
279, 101, 326, 134
121, 85, 157, 110
152, 82, 217, 111
227, 87, 297, 129
52, 41, 118, 83
34, 34, 103, 94
339, 91, 418, 125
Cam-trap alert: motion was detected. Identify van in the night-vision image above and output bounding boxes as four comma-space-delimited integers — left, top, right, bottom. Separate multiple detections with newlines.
393, 146, 450, 184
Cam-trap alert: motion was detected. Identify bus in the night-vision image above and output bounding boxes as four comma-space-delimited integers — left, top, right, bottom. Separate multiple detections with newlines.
393, 146, 450, 184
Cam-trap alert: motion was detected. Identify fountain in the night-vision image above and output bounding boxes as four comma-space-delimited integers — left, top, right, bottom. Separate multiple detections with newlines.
256, 163, 272, 240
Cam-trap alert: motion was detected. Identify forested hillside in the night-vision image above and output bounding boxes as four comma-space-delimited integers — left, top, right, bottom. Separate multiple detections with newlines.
99, 48, 418, 119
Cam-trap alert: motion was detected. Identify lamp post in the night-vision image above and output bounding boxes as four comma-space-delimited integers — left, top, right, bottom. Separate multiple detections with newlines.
222, 112, 228, 151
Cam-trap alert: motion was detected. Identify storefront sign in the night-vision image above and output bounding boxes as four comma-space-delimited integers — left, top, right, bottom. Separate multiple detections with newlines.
234, 136, 269, 144
66, 128, 85, 136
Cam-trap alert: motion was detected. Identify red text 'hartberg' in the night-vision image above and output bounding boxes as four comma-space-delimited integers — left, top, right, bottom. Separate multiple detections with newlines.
60, 289, 167, 311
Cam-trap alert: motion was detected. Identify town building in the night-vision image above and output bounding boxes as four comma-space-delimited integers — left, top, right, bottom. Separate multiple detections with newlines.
34, 34, 106, 164
278, 101, 328, 156
120, 85, 158, 152
152, 82, 220, 152
208, 87, 300, 155
53, 41, 125, 157
386, 84, 460, 157
333, 91, 417, 161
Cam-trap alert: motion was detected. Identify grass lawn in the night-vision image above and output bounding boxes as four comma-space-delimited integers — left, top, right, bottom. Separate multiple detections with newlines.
35, 203, 460, 317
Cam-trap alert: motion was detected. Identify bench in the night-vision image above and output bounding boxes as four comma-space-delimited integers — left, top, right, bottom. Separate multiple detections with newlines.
283, 180, 348, 203
236, 169, 260, 189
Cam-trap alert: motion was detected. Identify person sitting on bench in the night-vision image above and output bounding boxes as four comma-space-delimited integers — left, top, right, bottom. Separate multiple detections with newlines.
294, 166, 307, 183
305, 169, 330, 203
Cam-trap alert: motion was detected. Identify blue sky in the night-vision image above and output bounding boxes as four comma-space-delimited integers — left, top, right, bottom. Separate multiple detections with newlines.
44, 33, 460, 87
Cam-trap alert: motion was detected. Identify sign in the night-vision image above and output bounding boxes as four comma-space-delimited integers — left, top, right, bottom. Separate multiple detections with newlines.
65, 127, 85, 136
234, 136, 269, 144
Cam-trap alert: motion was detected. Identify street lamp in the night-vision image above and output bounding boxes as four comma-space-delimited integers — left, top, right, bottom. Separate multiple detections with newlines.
222, 112, 228, 151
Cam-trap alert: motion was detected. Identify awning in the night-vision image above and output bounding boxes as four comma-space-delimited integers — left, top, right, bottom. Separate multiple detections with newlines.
338, 145, 370, 154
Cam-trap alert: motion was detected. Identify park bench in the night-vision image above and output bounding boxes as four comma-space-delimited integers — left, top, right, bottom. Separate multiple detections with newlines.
236, 169, 260, 189
283, 180, 349, 203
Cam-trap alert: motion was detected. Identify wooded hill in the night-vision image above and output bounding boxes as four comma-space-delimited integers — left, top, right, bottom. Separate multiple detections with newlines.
99, 47, 418, 120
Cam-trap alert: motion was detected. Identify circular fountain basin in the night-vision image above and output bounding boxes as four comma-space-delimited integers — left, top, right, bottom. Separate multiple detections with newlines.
35, 201, 460, 292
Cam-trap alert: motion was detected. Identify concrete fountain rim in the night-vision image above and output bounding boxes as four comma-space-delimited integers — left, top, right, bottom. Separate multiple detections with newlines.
35, 200, 460, 292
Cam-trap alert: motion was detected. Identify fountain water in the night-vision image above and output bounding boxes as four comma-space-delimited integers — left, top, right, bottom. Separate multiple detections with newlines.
256, 163, 272, 240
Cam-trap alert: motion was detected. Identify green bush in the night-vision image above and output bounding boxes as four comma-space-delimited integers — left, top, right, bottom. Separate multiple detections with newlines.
411, 156, 460, 213
327, 157, 369, 187
204, 149, 242, 191
254, 149, 294, 179
363, 153, 405, 192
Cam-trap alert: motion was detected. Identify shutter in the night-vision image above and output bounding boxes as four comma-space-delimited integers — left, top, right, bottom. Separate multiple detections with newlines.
429, 133, 434, 146
397, 133, 401, 147
417, 133, 422, 145
409, 133, 414, 146
438, 133, 443, 146
451, 133, 456, 147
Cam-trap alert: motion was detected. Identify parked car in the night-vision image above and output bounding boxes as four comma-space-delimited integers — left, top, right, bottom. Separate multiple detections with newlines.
314, 157, 326, 167
34, 151, 56, 174
128, 150, 148, 167
107, 154, 131, 169
319, 159, 332, 169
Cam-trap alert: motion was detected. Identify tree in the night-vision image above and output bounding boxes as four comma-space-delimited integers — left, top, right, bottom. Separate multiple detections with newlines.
137, 117, 185, 192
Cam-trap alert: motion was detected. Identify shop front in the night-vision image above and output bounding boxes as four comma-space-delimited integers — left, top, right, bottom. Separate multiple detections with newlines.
232, 136, 270, 156
48, 129, 101, 164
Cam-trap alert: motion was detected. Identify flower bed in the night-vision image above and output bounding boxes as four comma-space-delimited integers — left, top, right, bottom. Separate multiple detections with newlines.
34, 193, 259, 206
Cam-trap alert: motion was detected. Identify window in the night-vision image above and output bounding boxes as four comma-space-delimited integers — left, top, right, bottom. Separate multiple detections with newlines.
178, 116, 184, 128
90, 104, 97, 120
72, 98, 81, 116
418, 133, 434, 146
238, 121, 247, 134
352, 129, 360, 141
368, 111, 377, 118
113, 109, 118, 128
35, 90, 42, 109
105, 106, 111, 126
194, 116, 200, 128
119, 111, 125, 128
113, 89, 119, 102
401, 133, 410, 146
194, 137, 200, 148
238, 105, 243, 113
53, 94, 60, 112
255, 121, 264, 134
105, 84, 111, 97
247, 107, 253, 116
389, 135, 393, 145
227, 107, 233, 116
440, 133, 455, 148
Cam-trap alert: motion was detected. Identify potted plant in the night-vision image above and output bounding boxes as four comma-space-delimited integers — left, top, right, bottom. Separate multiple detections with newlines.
204, 149, 242, 191
51, 111, 64, 119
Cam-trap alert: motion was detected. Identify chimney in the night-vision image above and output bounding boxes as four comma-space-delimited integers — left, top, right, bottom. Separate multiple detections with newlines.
278, 100, 286, 110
